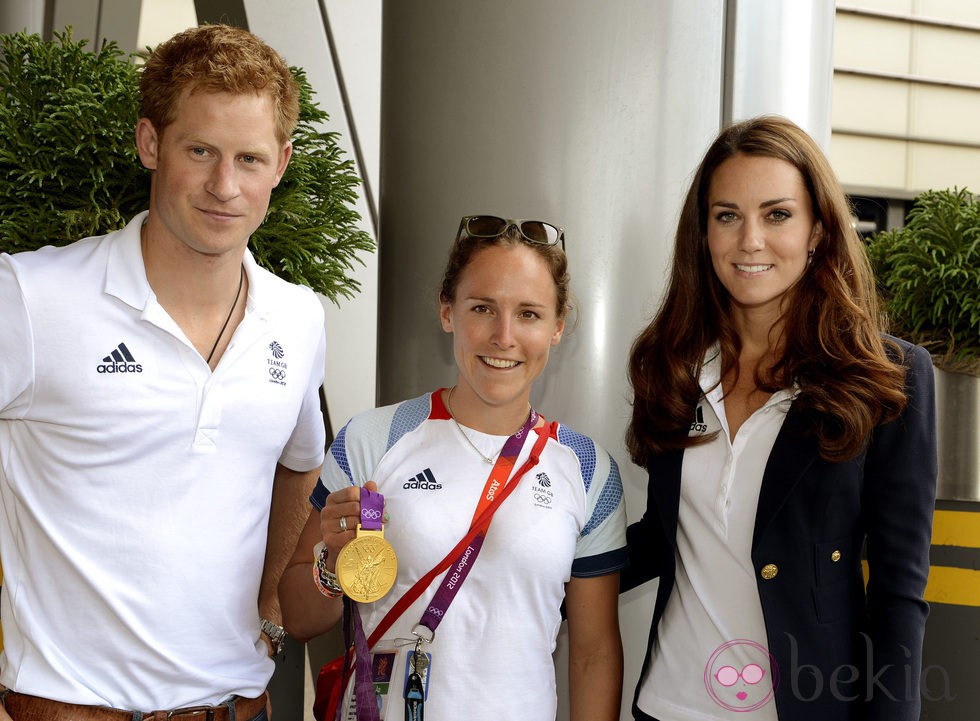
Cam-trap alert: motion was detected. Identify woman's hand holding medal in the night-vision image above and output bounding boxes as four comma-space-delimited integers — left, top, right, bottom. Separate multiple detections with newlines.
318, 481, 398, 602
318, 480, 381, 570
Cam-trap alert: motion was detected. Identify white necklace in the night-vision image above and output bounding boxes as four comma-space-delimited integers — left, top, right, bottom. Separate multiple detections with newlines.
445, 386, 530, 464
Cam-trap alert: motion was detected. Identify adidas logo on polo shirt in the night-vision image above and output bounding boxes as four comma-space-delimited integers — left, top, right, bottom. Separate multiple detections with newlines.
97, 342, 143, 374
690, 405, 708, 434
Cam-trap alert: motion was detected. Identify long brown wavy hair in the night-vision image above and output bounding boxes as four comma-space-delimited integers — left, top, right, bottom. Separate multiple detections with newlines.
626, 115, 908, 466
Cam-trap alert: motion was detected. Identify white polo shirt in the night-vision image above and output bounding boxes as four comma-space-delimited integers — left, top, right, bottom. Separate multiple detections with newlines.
637, 349, 793, 721
0, 212, 326, 709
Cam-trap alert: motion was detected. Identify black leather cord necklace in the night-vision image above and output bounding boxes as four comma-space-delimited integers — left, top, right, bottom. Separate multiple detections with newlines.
206, 265, 245, 364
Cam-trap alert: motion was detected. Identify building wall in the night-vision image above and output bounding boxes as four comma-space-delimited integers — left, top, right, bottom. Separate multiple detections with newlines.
833, 12, 980, 721
833, 1, 980, 199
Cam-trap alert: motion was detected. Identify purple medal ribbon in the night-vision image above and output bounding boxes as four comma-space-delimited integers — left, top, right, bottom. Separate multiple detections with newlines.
347, 487, 387, 721
351, 601, 380, 721
360, 487, 384, 530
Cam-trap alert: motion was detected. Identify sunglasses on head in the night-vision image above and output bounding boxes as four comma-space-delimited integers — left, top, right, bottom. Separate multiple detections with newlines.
456, 215, 565, 250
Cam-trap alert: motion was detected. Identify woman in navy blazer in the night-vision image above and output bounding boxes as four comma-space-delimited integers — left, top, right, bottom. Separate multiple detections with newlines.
623, 116, 937, 721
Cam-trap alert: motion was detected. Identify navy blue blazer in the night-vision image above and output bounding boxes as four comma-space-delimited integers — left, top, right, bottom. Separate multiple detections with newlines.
623, 339, 937, 721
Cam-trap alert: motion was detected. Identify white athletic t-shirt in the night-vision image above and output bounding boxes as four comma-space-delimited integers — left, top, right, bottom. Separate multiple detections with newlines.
312, 390, 627, 721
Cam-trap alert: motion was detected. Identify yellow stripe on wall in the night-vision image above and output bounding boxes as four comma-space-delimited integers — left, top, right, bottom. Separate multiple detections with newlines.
932, 510, 980, 549
925, 509, 980, 607
924, 566, 980, 607
861, 560, 980, 608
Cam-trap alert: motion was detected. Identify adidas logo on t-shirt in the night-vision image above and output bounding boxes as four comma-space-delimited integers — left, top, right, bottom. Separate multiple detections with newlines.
97, 342, 143, 374
403, 468, 442, 490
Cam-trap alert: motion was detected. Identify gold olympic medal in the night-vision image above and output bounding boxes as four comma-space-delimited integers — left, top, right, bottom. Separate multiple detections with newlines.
336, 529, 398, 602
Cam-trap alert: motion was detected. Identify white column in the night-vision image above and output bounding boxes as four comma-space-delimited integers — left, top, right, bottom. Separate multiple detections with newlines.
241, 0, 381, 432
0, 0, 45, 35
725, 0, 835, 148
378, 2, 725, 718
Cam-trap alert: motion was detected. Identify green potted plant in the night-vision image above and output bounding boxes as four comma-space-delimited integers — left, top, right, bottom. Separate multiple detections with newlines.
0, 29, 374, 303
866, 187, 980, 375
866, 187, 980, 500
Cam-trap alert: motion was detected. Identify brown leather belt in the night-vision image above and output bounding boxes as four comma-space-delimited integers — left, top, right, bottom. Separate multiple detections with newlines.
1, 690, 267, 721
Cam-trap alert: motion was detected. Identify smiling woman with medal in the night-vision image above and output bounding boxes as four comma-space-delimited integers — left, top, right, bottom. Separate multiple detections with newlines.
280, 216, 628, 721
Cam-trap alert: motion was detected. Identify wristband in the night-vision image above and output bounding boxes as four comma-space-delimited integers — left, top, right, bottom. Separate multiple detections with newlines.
313, 541, 344, 598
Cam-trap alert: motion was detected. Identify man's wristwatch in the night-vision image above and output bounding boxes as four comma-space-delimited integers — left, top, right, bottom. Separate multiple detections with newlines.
260, 618, 287, 656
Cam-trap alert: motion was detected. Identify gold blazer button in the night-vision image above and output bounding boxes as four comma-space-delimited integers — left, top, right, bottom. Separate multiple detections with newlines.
760, 563, 778, 580
831, 550, 842, 562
